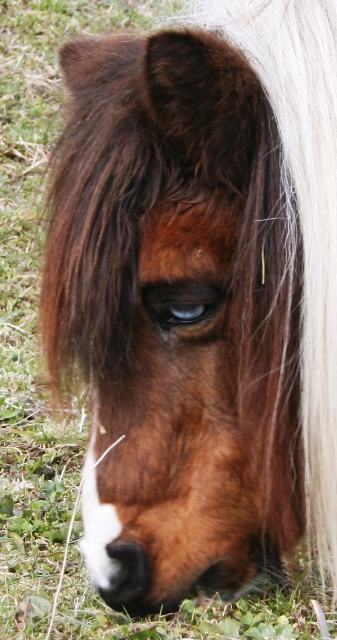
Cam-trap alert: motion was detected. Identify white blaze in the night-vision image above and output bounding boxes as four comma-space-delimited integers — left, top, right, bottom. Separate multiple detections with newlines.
79, 440, 123, 590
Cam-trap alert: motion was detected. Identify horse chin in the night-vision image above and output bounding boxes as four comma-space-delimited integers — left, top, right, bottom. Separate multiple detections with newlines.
196, 549, 292, 603
97, 552, 258, 616
97, 569, 253, 616
196, 560, 258, 603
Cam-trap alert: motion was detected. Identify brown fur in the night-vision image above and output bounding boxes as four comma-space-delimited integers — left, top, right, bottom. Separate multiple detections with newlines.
41, 28, 304, 612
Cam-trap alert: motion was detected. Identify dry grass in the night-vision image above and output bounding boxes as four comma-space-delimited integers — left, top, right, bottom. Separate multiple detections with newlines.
0, 0, 335, 637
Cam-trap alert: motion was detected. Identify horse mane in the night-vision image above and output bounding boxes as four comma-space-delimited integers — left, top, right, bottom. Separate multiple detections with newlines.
41, 30, 272, 388
186, 0, 337, 597
41, 36, 161, 390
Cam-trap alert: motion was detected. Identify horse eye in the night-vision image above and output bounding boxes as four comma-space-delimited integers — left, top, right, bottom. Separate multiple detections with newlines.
168, 304, 206, 322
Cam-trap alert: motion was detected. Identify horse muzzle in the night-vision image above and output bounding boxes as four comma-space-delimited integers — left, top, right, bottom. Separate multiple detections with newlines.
97, 542, 153, 615
96, 541, 248, 616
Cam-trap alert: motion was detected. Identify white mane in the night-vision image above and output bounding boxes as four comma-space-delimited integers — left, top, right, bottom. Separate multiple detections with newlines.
185, 0, 337, 597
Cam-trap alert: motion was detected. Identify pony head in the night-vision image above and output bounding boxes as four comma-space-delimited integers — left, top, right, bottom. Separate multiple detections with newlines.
41, 28, 303, 615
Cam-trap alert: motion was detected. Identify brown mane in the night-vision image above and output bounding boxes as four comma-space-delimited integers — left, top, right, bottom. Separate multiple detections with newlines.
41, 31, 265, 384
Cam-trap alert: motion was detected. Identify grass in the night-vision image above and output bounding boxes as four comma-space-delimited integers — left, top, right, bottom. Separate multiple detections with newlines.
0, 0, 336, 637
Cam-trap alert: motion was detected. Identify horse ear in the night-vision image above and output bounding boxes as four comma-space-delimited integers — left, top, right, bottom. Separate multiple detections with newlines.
144, 30, 262, 189
59, 35, 140, 93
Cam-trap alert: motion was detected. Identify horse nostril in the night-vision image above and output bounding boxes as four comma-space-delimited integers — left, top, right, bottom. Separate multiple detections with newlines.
99, 542, 151, 610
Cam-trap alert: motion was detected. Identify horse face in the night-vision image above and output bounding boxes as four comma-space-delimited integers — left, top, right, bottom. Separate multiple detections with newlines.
79, 201, 273, 614
43, 28, 303, 615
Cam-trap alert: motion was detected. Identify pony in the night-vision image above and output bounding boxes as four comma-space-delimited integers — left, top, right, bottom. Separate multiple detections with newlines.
40, 0, 337, 616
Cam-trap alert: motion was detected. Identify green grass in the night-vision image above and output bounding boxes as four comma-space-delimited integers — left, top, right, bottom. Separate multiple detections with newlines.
0, 0, 336, 637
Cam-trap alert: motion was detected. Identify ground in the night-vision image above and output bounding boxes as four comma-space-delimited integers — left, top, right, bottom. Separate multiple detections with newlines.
0, 0, 335, 637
